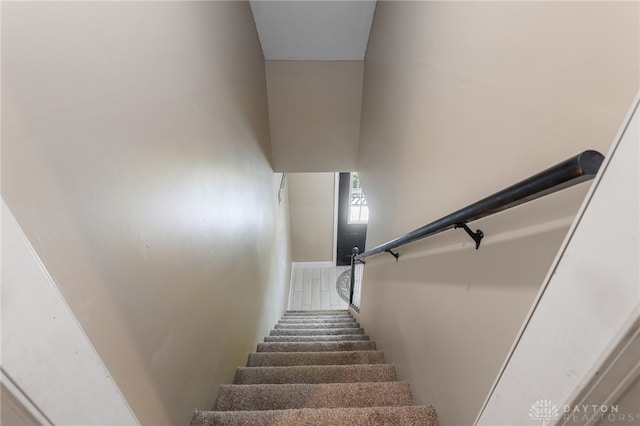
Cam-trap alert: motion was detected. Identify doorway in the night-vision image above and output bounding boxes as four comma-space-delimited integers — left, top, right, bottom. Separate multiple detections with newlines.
335, 172, 367, 266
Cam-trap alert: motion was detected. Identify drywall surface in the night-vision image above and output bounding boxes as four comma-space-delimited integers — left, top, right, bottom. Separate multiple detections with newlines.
358, 1, 639, 248
358, 215, 577, 426
2, 200, 139, 425
477, 97, 639, 426
1, 2, 291, 425
267, 61, 363, 172
287, 173, 335, 262
356, 2, 639, 426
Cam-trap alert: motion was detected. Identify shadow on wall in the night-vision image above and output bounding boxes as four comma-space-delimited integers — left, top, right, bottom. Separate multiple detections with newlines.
358, 222, 575, 426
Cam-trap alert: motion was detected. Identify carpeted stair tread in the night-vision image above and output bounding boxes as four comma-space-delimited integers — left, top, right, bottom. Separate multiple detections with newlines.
278, 317, 357, 324
284, 311, 352, 314
274, 322, 359, 329
247, 350, 385, 366
257, 341, 376, 352
264, 334, 370, 342
233, 364, 397, 384
190, 310, 440, 426
191, 405, 439, 426
214, 381, 414, 410
281, 316, 354, 321
277, 318, 354, 324
270, 327, 365, 336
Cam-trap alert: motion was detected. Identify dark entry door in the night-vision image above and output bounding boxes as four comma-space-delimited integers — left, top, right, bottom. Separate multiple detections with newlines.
336, 172, 367, 266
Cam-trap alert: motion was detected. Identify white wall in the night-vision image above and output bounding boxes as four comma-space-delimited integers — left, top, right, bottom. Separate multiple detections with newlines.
1, 2, 291, 424
266, 61, 363, 172
356, 2, 639, 425
477, 96, 639, 426
287, 173, 335, 262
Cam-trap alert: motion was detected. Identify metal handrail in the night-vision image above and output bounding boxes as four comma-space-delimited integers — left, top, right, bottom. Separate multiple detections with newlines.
354, 150, 604, 262
349, 247, 364, 311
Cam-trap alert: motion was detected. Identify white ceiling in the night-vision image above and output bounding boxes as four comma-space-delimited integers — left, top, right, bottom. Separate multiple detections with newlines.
249, 1, 377, 61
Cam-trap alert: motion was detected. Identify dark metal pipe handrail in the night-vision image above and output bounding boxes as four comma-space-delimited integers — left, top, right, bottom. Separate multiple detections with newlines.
349, 247, 364, 311
355, 150, 604, 261
349, 248, 358, 305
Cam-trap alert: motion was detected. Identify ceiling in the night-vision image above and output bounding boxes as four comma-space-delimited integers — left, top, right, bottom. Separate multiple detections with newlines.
249, 1, 377, 61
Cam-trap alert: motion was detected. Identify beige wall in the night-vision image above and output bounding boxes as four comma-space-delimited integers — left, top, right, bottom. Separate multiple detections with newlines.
356, 2, 639, 426
287, 173, 335, 262
2, 2, 291, 425
266, 61, 363, 172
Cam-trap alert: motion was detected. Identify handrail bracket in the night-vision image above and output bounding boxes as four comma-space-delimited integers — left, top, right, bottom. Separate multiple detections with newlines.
385, 249, 400, 261
455, 223, 484, 250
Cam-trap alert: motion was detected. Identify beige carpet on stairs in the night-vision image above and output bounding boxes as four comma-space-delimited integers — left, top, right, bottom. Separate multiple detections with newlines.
190, 309, 439, 426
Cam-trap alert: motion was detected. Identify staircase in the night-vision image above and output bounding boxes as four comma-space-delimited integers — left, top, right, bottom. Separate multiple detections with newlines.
191, 310, 439, 425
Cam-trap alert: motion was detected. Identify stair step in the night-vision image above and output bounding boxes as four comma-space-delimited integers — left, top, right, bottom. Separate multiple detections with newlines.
285, 310, 350, 315
270, 328, 364, 336
282, 316, 353, 321
189, 310, 441, 426
247, 351, 385, 366
274, 322, 359, 329
191, 405, 439, 426
264, 335, 370, 343
257, 341, 376, 353
233, 364, 397, 384
279, 317, 357, 324
214, 381, 414, 410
